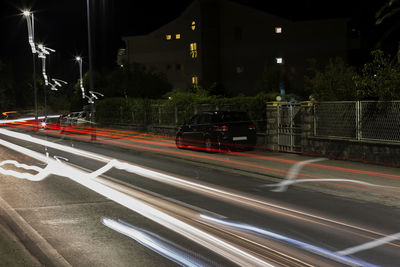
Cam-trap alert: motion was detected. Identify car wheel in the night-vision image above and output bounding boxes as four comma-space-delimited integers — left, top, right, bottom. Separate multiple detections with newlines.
175, 134, 186, 149
204, 137, 216, 153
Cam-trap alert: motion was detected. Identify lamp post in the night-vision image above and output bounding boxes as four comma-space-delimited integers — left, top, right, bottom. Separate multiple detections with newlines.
75, 56, 85, 99
37, 44, 55, 122
23, 10, 38, 122
86, 0, 96, 140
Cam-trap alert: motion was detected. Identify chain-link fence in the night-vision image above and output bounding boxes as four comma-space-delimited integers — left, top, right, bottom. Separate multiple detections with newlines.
314, 101, 400, 142
314, 102, 356, 138
361, 101, 400, 141
97, 98, 266, 130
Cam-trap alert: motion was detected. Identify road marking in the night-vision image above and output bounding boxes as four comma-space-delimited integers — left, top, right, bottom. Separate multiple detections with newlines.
337, 232, 400, 256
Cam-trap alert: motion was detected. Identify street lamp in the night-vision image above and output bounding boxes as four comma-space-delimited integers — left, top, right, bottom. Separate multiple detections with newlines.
75, 56, 85, 99
22, 10, 38, 122
49, 79, 68, 91
37, 44, 55, 121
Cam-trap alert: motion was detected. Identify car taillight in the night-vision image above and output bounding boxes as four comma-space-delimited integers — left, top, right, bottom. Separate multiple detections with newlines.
248, 124, 256, 130
214, 125, 229, 131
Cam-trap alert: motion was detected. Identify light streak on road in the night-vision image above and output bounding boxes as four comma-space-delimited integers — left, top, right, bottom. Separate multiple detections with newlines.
0, 160, 46, 181
8, 119, 400, 183
200, 214, 377, 267
337, 232, 400, 256
0, 134, 274, 266
267, 158, 328, 192
266, 177, 400, 192
0, 115, 59, 124
102, 217, 214, 267
0, 127, 397, 244
8, 122, 400, 203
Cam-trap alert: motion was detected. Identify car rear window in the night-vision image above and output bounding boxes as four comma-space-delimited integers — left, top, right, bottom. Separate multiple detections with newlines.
213, 112, 250, 123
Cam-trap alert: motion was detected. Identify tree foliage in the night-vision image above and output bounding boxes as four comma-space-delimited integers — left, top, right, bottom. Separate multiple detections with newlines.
375, 0, 400, 61
102, 63, 172, 99
353, 50, 400, 101
304, 57, 357, 101
0, 60, 15, 110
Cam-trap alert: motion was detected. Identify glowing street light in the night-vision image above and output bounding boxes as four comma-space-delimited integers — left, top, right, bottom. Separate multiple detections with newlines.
37, 44, 55, 86
23, 10, 36, 54
22, 10, 38, 122
75, 56, 85, 99
49, 78, 68, 91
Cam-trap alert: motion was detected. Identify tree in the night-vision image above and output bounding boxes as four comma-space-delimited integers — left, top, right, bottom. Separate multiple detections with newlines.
376, 0, 400, 63
257, 65, 281, 94
304, 57, 357, 101
0, 60, 15, 110
353, 50, 400, 101
103, 63, 172, 99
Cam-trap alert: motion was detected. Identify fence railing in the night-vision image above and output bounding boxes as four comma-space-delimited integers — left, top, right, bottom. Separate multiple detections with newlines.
103, 103, 266, 131
314, 101, 400, 142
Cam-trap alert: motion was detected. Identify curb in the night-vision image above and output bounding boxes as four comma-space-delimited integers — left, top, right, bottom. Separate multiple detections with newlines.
0, 195, 71, 267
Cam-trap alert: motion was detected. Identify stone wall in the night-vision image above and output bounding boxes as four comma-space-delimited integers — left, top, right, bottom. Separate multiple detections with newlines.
265, 102, 400, 166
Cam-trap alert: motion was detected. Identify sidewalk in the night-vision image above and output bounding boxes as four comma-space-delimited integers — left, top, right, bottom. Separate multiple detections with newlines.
0, 219, 40, 266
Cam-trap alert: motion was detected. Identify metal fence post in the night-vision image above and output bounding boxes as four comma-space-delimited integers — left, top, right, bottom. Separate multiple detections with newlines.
277, 105, 280, 150
313, 104, 317, 136
158, 105, 162, 125
356, 101, 361, 140
174, 105, 178, 125
290, 104, 294, 150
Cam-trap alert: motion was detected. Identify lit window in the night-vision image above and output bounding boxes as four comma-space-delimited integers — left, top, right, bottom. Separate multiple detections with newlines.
190, 42, 197, 58
191, 21, 196, 31
275, 27, 282, 33
175, 34, 181, 39
236, 66, 244, 73
192, 76, 198, 85
276, 58, 283, 64
166, 34, 172, 40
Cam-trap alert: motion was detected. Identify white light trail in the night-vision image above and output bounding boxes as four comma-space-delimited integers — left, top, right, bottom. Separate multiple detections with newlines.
23, 11, 36, 54
0, 131, 273, 266
0, 115, 60, 124
102, 217, 214, 267
337, 232, 400, 256
268, 158, 327, 192
0, 128, 397, 263
261, 157, 399, 192
265, 178, 399, 191
201, 215, 377, 267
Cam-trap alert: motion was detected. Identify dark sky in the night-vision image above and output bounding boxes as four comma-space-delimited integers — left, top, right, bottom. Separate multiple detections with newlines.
0, 0, 387, 82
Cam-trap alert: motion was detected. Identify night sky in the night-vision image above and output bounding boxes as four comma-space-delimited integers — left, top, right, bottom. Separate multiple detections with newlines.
0, 0, 387, 83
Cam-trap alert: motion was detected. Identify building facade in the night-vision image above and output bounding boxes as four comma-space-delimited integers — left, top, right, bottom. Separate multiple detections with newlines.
118, 0, 358, 96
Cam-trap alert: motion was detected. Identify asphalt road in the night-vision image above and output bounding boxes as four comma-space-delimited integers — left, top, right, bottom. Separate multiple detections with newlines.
0, 127, 399, 266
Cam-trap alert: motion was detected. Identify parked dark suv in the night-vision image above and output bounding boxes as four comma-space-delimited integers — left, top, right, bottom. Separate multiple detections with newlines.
175, 111, 257, 152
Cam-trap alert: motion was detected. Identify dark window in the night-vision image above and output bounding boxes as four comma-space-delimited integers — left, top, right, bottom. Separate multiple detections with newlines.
213, 112, 250, 123
166, 64, 171, 71
188, 114, 199, 125
198, 114, 212, 125
175, 64, 181, 71
234, 26, 242, 41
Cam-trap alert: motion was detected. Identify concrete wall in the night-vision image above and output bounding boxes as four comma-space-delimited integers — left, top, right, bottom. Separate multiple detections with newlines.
266, 103, 400, 167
